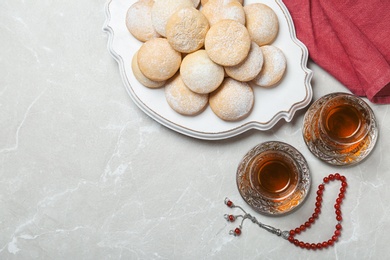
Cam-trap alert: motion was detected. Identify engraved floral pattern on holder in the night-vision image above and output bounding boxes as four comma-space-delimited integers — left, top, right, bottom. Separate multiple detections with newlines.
236, 141, 311, 216
303, 93, 378, 166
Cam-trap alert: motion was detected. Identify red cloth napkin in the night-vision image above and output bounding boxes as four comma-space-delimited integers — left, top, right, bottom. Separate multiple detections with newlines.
283, 0, 390, 104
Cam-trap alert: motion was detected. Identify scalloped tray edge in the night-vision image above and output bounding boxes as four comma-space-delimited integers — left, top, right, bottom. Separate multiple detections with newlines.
102, 0, 313, 140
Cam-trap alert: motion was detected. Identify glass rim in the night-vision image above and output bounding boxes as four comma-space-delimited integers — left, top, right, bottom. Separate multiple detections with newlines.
318, 94, 372, 146
247, 150, 300, 201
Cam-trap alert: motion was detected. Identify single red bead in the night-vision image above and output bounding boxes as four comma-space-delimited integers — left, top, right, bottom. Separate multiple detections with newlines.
288, 236, 294, 242
334, 204, 340, 210
226, 200, 233, 207
299, 242, 305, 248
322, 241, 328, 248
300, 225, 306, 231
328, 239, 334, 245
335, 173, 341, 180
339, 193, 345, 199
342, 182, 348, 188
329, 174, 335, 180
315, 208, 321, 214
234, 228, 241, 236
340, 187, 346, 193
336, 215, 343, 221
336, 198, 342, 204
316, 243, 322, 249
332, 235, 338, 241
305, 221, 311, 228
289, 230, 295, 236
340, 176, 346, 182
311, 243, 317, 250
295, 228, 301, 234
317, 190, 323, 196
294, 239, 300, 246
315, 202, 321, 208
318, 184, 325, 190
336, 224, 342, 230
334, 230, 341, 237
323, 177, 329, 183
309, 217, 315, 223
228, 215, 235, 222
312, 213, 319, 219
305, 243, 311, 249
316, 196, 322, 202
335, 209, 341, 216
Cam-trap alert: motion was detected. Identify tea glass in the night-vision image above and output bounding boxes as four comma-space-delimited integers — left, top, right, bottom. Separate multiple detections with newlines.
303, 93, 378, 165
236, 141, 311, 216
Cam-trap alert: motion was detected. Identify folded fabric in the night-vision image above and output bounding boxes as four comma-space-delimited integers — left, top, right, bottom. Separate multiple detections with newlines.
283, 0, 390, 104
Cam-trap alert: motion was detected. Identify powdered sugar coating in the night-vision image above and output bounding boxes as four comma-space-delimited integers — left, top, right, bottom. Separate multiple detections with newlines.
205, 19, 251, 66
180, 50, 224, 94
209, 78, 254, 121
225, 42, 264, 82
165, 73, 209, 116
166, 7, 209, 53
125, 0, 160, 42
151, 0, 193, 37
252, 45, 286, 88
244, 3, 279, 46
201, 0, 244, 9
191, 0, 200, 8
137, 38, 182, 81
201, 0, 245, 26
132, 51, 166, 88
126, 0, 287, 120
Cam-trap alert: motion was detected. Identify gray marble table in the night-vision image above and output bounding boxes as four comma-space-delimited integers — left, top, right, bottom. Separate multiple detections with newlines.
1, 0, 389, 259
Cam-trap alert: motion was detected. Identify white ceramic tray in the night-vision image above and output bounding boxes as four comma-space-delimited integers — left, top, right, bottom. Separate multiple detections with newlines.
103, 0, 313, 140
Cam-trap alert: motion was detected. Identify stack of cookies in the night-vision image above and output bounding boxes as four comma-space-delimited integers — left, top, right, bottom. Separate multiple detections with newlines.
126, 0, 287, 121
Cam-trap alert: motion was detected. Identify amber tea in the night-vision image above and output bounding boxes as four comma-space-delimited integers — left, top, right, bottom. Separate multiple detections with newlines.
319, 95, 370, 150
258, 160, 291, 193
249, 151, 299, 201
324, 105, 362, 142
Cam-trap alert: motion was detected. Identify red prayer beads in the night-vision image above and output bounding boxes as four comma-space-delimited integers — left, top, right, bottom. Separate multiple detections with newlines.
224, 173, 348, 250
288, 173, 347, 250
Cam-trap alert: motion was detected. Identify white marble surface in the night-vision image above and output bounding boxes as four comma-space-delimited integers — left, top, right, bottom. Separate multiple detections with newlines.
1, 0, 389, 259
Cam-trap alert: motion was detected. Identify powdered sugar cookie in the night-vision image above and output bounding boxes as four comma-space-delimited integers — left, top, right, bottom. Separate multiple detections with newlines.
225, 42, 264, 82
151, 0, 193, 37
132, 51, 166, 89
180, 50, 224, 94
166, 7, 209, 53
191, 0, 200, 8
205, 19, 251, 66
125, 0, 160, 42
165, 74, 209, 116
137, 38, 182, 81
201, 0, 244, 8
252, 45, 287, 88
244, 3, 279, 46
201, 0, 245, 26
209, 78, 254, 121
